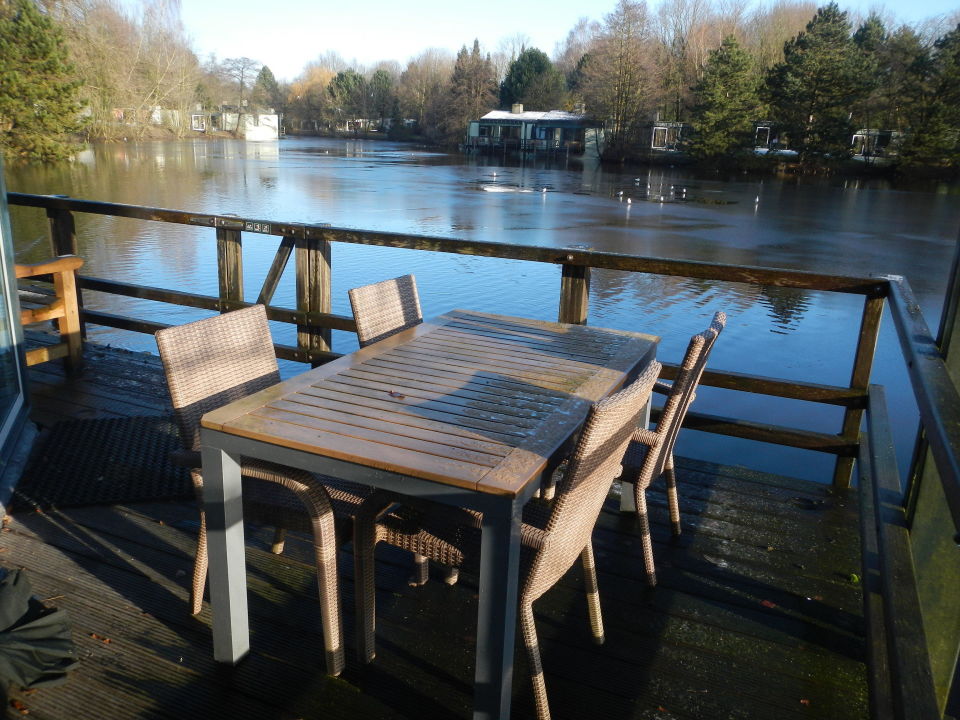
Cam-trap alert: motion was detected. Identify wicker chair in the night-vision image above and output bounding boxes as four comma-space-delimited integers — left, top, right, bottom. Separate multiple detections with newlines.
348, 273, 439, 586
155, 304, 366, 676
348, 274, 422, 348
620, 311, 726, 586
354, 361, 662, 720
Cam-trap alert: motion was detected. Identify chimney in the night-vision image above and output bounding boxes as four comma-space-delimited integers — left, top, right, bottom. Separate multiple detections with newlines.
511, 103, 523, 114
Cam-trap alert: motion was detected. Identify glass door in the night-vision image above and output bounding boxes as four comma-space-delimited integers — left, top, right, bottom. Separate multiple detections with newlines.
0, 160, 27, 455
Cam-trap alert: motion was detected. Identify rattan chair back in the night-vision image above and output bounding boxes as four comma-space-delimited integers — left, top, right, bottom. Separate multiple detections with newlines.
524, 360, 661, 603
348, 274, 422, 347
648, 311, 726, 481
155, 304, 279, 453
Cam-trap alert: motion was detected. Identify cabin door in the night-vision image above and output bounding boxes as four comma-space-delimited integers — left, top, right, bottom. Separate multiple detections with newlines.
0, 160, 28, 461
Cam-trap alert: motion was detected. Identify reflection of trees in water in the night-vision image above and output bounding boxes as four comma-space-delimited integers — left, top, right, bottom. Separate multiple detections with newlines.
757, 286, 810, 333
590, 269, 755, 325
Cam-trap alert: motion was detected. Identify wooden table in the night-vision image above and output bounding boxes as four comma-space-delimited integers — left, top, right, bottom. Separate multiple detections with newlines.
200, 309, 658, 719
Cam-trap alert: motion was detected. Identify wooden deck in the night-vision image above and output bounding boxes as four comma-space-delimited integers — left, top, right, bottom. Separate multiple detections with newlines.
5, 337, 868, 719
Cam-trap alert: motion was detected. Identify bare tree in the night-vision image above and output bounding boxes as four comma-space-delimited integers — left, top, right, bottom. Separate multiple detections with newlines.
48, 0, 199, 138
220, 56, 261, 133
580, 0, 657, 158
744, 0, 817, 77
553, 16, 600, 77
397, 48, 454, 133
492, 32, 531, 84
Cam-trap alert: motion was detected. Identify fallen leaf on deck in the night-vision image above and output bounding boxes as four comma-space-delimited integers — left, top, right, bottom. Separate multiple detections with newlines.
89, 633, 112, 644
760, 599, 777, 609
10, 699, 29, 714
800, 698, 811, 706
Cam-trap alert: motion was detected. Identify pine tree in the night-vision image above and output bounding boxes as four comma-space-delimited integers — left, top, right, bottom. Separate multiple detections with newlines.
765, 3, 865, 159
0, 0, 84, 161
851, 14, 888, 129
446, 40, 497, 143
900, 24, 960, 167
500, 48, 565, 110
688, 36, 761, 162
251, 66, 282, 112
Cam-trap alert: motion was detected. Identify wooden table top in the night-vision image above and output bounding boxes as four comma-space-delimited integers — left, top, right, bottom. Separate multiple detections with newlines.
202, 310, 658, 497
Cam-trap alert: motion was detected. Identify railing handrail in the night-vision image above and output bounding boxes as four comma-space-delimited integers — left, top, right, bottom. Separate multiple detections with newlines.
8, 192, 881, 293
885, 275, 960, 539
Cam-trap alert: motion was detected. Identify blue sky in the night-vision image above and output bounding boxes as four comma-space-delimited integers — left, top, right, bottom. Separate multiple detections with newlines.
178, 0, 960, 82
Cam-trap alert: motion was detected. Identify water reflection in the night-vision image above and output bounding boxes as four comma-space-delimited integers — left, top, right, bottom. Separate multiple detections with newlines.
5, 137, 959, 481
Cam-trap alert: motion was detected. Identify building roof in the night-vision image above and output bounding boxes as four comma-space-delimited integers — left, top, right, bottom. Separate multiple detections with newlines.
480, 110, 588, 122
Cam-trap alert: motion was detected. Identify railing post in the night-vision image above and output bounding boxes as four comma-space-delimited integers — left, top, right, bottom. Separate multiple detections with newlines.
296, 233, 332, 366
46, 204, 77, 256
46, 203, 85, 338
216, 226, 243, 309
833, 290, 885, 488
558, 261, 590, 325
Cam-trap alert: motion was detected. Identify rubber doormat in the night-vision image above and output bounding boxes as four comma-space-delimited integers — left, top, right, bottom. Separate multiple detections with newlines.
10, 417, 193, 512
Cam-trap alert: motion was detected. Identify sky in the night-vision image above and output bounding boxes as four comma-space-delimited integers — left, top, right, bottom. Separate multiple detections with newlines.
177, 0, 960, 82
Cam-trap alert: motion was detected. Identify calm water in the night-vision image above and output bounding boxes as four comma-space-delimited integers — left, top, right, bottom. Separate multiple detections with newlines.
7, 137, 960, 481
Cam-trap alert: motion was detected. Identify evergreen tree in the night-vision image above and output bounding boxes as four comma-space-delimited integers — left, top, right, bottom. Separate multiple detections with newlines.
765, 3, 865, 159
500, 48, 566, 109
368, 69, 395, 127
688, 36, 761, 162
900, 24, 960, 167
446, 40, 496, 143
851, 14, 888, 129
884, 26, 932, 136
0, 0, 84, 161
252, 65, 282, 111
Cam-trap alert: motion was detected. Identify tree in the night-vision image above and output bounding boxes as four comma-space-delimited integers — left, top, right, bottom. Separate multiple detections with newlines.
221, 56, 261, 132
328, 69, 367, 126
396, 48, 453, 139
578, 0, 656, 159
765, 3, 866, 158
0, 0, 84, 160
900, 24, 960, 167
499, 47, 566, 109
252, 65, 282, 111
445, 40, 497, 143
851, 13, 888, 129
688, 36, 761, 161
368, 67, 396, 127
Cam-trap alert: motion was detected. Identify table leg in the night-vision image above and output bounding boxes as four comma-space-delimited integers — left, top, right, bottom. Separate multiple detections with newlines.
201, 444, 250, 663
474, 499, 522, 720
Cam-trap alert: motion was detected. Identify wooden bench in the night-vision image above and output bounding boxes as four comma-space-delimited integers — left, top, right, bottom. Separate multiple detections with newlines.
16, 255, 84, 373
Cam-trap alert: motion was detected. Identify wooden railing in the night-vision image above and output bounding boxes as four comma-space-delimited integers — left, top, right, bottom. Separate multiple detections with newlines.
9, 192, 886, 489
9, 191, 960, 718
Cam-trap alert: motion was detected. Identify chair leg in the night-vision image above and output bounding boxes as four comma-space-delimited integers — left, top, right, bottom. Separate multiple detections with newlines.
665, 455, 681, 536
191, 510, 208, 616
270, 527, 287, 554
354, 519, 379, 663
580, 543, 604, 644
408, 553, 429, 586
520, 602, 552, 720
309, 512, 345, 676
442, 565, 459, 585
634, 486, 658, 586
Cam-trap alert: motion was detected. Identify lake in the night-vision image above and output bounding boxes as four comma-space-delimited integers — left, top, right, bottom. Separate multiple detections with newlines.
7, 136, 960, 481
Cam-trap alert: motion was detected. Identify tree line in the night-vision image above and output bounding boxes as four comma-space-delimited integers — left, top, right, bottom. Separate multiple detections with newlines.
0, 0, 958, 169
